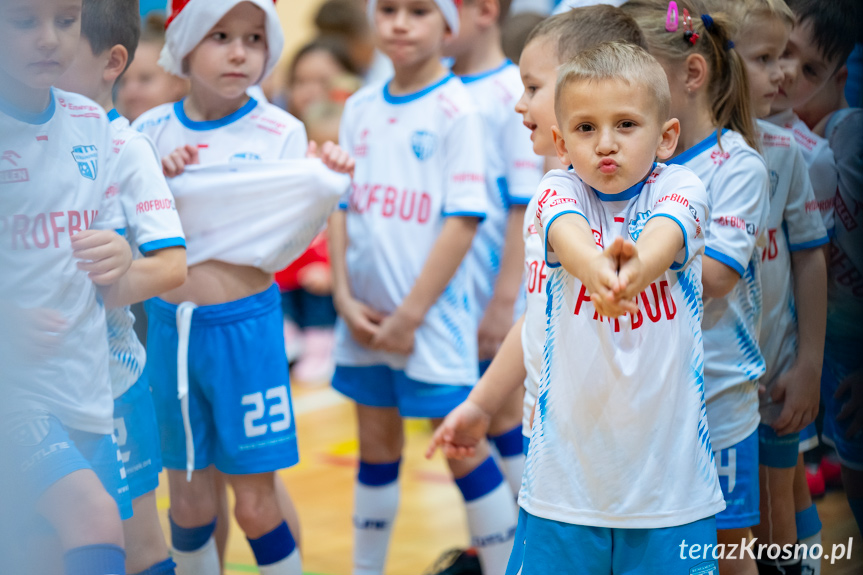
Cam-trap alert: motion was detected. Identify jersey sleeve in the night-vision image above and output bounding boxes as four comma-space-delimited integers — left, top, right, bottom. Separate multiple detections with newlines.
808, 142, 837, 236
501, 111, 544, 207
279, 121, 309, 160
441, 111, 488, 220
92, 122, 125, 231
704, 152, 770, 276
117, 135, 186, 255
783, 144, 829, 251
648, 166, 709, 271
336, 101, 355, 212
534, 171, 590, 268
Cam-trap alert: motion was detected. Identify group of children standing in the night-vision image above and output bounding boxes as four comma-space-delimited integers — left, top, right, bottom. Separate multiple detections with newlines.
0, 1, 859, 575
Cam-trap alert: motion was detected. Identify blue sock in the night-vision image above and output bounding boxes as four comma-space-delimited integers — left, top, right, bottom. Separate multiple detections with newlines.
795, 503, 822, 540
489, 426, 524, 458
358, 459, 400, 486
247, 521, 296, 566
130, 557, 176, 575
849, 497, 863, 532
455, 456, 505, 502
169, 515, 216, 552
64, 544, 126, 575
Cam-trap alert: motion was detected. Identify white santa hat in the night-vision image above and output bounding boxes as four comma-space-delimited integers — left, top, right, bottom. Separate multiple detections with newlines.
160, 0, 284, 79
366, 0, 461, 36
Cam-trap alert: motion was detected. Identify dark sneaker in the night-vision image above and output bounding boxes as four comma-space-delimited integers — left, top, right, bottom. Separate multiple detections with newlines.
423, 548, 483, 575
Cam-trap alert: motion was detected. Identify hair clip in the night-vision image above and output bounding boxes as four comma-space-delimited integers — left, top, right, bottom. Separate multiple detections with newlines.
726, 40, 735, 50
682, 9, 699, 46
666, 1, 679, 32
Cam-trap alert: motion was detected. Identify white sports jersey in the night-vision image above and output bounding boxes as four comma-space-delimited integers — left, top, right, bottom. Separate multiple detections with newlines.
167, 161, 348, 272
335, 75, 488, 384
521, 191, 546, 430
459, 61, 543, 315
824, 108, 863, 378
755, 121, 828, 423
768, 109, 837, 235
523, 164, 724, 528
133, 97, 307, 164
105, 110, 186, 399
0, 89, 122, 434
665, 130, 769, 451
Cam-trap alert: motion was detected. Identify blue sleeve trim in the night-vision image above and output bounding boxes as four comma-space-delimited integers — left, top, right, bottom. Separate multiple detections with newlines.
543, 209, 589, 268
704, 246, 745, 277
443, 211, 487, 222
789, 235, 830, 252
826, 226, 836, 239
648, 213, 689, 271
139, 237, 187, 254
338, 201, 349, 210
507, 196, 531, 206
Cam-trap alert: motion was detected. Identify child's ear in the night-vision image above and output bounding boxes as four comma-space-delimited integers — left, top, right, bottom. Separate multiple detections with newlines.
683, 53, 708, 94
656, 118, 680, 161
552, 124, 570, 166
104, 45, 129, 85
477, 0, 500, 27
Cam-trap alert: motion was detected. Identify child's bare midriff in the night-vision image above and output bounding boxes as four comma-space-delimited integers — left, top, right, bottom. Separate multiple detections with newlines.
161, 260, 272, 306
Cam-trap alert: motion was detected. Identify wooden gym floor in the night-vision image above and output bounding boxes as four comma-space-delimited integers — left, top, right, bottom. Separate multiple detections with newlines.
154, 384, 863, 575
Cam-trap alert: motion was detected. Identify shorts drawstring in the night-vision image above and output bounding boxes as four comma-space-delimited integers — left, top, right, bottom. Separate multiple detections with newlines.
176, 301, 198, 482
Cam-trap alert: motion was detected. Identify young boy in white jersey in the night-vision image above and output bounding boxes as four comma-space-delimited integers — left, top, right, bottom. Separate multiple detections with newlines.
134, 1, 351, 573
711, 1, 829, 572
55, 1, 188, 574
444, 0, 544, 501
0, 0, 139, 573
429, 2, 648, 468
508, 41, 723, 574
330, 1, 518, 573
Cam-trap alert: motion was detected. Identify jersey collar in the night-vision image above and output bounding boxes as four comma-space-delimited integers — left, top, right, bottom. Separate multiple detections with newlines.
590, 162, 657, 202
0, 87, 56, 125
174, 97, 258, 131
383, 73, 455, 105
458, 60, 512, 84
665, 129, 728, 166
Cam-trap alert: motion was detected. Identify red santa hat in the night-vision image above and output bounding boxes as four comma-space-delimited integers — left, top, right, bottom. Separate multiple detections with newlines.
160, 0, 284, 79
366, 0, 461, 36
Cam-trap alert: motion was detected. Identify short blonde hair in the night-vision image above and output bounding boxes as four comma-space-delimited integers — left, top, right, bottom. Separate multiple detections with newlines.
554, 42, 671, 124
704, 0, 794, 33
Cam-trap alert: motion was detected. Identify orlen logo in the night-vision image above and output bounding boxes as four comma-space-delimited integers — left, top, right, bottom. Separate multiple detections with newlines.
2, 151, 21, 166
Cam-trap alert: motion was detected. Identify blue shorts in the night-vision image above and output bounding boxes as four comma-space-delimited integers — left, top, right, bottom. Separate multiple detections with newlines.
714, 430, 760, 529
146, 285, 299, 475
332, 365, 472, 418
758, 424, 799, 468
798, 423, 818, 453
506, 508, 718, 575
113, 375, 162, 500
822, 365, 863, 470
7, 412, 132, 520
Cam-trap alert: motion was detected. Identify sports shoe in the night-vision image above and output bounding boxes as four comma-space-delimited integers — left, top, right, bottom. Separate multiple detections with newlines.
423, 548, 482, 575
292, 327, 335, 385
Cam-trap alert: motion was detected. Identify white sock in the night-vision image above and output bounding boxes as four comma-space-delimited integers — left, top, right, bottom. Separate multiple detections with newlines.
172, 536, 220, 575
498, 454, 525, 498
489, 428, 526, 498
258, 548, 302, 575
800, 531, 821, 575
353, 479, 399, 575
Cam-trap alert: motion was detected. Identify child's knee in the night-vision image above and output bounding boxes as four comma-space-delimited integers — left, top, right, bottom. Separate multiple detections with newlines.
232, 478, 282, 536
42, 473, 124, 548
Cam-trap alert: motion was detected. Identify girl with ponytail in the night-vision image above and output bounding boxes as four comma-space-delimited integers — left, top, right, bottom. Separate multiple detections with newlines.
622, 2, 771, 574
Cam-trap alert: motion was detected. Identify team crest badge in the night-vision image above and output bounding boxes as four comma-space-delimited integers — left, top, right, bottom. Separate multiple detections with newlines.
411, 131, 437, 161
71, 145, 98, 180
629, 210, 651, 241
689, 561, 717, 575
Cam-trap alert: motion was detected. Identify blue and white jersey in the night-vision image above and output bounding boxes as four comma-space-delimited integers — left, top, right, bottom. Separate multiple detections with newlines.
824, 108, 863, 379
755, 121, 828, 423
666, 129, 770, 451
134, 97, 307, 164
521, 190, 546, 430
0, 89, 122, 434
769, 109, 836, 236
458, 61, 543, 315
334, 74, 488, 384
105, 110, 185, 399
524, 164, 724, 528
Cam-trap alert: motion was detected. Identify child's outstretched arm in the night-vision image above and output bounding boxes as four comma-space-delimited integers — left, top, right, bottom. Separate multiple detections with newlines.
102, 247, 187, 309
615, 218, 686, 300
371, 216, 480, 354
427, 315, 527, 460
768, 247, 827, 435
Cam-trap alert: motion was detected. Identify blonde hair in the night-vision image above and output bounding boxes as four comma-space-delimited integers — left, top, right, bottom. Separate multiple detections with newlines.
554, 42, 671, 124
622, 0, 759, 151
703, 0, 794, 35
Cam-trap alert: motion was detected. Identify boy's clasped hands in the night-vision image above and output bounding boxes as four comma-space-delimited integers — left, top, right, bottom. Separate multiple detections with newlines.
583, 236, 647, 319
